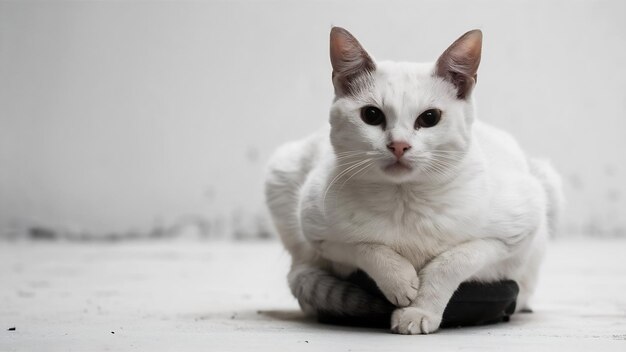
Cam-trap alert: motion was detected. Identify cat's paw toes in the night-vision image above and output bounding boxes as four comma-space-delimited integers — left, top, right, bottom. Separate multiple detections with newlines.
390, 307, 441, 335
379, 275, 419, 307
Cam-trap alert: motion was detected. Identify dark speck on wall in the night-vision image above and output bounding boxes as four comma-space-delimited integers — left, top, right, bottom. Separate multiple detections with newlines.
203, 186, 216, 201
568, 174, 583, 191
246, 146, 259, 163
605, 164, 617, 177
607, 189, 621, 202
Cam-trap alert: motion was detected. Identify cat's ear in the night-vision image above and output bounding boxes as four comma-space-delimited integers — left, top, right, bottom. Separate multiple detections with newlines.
330, 27, 375, 96
435, 30, 482, 99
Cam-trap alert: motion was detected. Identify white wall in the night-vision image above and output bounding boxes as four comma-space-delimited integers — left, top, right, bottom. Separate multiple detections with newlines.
1, 0, 625, 239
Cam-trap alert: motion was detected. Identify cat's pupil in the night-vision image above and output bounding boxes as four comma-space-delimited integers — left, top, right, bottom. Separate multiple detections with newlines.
360, 106, 386, 127
416, 109, 442, 128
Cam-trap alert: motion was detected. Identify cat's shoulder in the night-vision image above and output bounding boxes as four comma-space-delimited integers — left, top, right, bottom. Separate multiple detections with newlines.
473, 120, 522, 152
471, 122, 547, 231
267, 125, 331, 172
473, 120, 529, 174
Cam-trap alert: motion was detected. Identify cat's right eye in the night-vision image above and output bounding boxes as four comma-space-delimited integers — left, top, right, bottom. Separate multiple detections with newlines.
360, 106, 386, 127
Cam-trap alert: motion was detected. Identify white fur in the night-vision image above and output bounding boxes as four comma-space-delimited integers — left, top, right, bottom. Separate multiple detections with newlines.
265, 58, 562, 334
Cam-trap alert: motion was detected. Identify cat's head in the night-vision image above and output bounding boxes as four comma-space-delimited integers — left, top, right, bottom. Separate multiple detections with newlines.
328, 27, 482, 184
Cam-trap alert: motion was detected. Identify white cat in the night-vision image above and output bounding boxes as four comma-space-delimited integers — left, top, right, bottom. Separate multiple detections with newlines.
265, 27, 563, 334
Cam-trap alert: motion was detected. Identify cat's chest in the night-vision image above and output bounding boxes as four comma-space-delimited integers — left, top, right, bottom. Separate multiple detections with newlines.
324, 184, 482, 262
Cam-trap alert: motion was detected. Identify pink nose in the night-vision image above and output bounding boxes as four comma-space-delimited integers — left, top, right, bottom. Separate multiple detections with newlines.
387, 141, 411, 158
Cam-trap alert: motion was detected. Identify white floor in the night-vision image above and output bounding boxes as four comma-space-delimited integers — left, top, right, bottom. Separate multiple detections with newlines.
1, 240, 625, 351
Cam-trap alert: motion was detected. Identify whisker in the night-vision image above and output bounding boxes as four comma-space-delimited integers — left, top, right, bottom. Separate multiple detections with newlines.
335, 158, 369, 168
322, 158, 372, 216
429, 150, 467, 154
334, 152, 383, 162
427, 153, 466, 159
429, 158, 452, 171
334, 150, 381, 156
429, 155, 465, 162
424, 160, 452, 180
424, 166, 448, 184
429, 151, 465, 156
428, 157, 459, 168
338, 158, 381, 189
421, 164, 444, 183
334, 152, 366, 157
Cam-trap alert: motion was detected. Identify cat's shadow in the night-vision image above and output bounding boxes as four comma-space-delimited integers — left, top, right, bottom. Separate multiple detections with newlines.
257, 309, 390, 333
191, 308, 388, 333
190, 308, 530, 335
256, 309, 309, 322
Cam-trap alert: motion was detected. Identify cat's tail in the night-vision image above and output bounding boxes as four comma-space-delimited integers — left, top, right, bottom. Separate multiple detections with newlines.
528, 158, 565, 235
288, 263, 394, 326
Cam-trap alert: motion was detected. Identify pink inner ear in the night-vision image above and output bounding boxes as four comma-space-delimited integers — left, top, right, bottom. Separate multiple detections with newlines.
435, 30, 482, 99
329, 27, 375, 96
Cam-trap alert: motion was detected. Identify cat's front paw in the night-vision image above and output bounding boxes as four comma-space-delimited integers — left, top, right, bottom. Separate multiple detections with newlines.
390, 307, 441, 335
377, 271, 420, 307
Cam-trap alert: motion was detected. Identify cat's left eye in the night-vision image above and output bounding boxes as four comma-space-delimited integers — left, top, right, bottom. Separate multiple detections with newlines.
415, 109, 442, 129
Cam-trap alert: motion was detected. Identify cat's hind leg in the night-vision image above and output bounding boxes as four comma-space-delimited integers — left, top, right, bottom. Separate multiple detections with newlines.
265, 137, 319, 261
515, 224, 548, 312
288, 262, 394, 318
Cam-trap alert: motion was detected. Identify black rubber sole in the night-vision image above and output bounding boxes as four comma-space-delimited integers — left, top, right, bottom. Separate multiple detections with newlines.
317, 270, 519, 329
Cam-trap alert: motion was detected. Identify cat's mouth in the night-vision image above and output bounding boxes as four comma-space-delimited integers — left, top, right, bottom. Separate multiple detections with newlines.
384, 160, 412, 173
